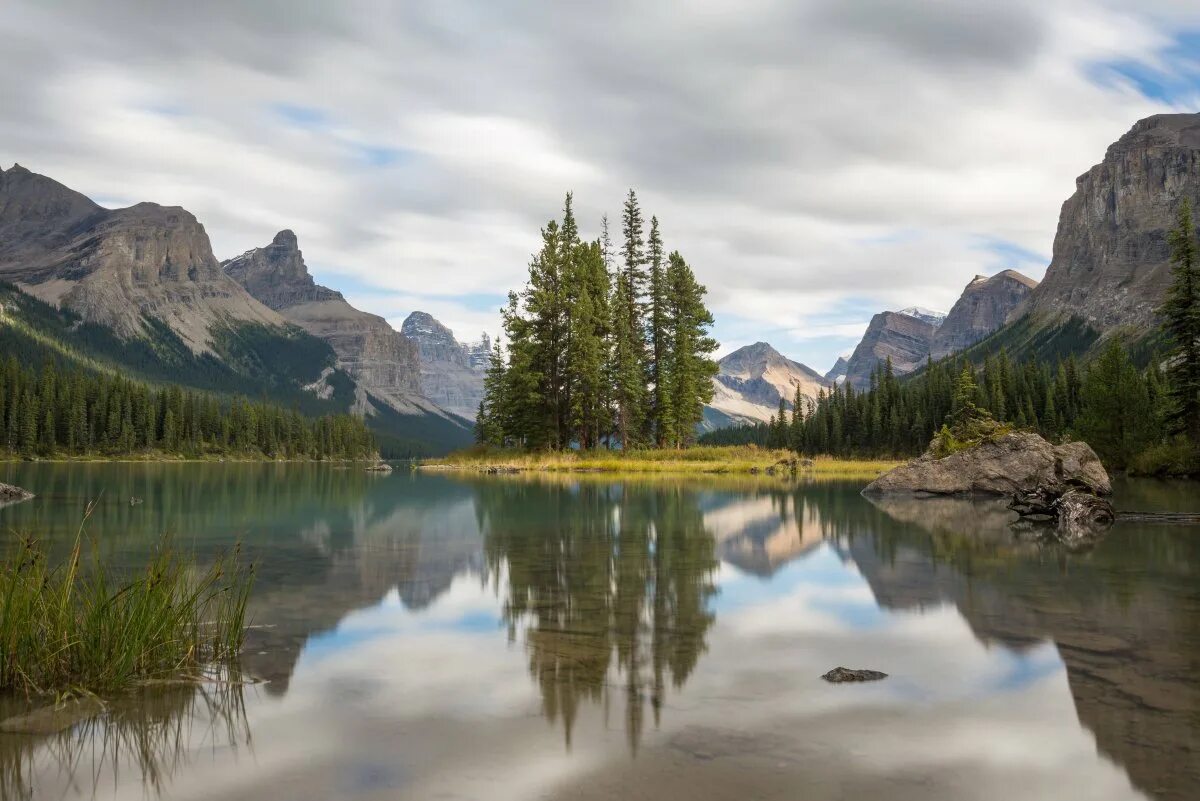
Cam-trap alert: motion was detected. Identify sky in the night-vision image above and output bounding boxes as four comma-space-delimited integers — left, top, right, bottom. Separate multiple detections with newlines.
3, 1, 1200, 372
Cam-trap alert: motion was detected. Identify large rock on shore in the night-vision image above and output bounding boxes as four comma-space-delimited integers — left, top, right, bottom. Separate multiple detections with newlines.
862, 432, 1111, 497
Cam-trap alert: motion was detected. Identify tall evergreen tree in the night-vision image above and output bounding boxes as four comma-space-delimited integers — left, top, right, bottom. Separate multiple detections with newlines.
1162, 198, 1200, 444
646, 216, 672, 445
1076, 338, 1157, 469
662, 251, 717, 446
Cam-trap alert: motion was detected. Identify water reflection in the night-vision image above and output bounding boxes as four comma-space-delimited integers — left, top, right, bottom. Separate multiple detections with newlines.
1, 678, 249, 800
475, 481, 718, 751
0, 467, 1195, 800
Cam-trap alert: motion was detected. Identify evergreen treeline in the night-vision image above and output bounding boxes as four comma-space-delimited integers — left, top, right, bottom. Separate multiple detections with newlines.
476, 191, 718, 450
0, 357, 376, 459
703, 199, 1200, 475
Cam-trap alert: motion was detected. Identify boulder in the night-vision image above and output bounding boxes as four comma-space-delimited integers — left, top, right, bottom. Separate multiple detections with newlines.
862, 431, 1111, 497
822, 667, 888, 683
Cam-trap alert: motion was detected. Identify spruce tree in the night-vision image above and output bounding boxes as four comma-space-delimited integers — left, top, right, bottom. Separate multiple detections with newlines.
1076, 338, 1156, 469
646, 216, 672, 445
1162, 198, 1200, 444
662, 251, 717, 446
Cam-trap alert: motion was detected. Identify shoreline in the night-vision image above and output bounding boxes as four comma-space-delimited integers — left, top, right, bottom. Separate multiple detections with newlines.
420, 448, 902, 478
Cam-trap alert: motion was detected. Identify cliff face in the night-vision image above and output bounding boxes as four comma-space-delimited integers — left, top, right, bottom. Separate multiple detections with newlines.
0, 164, 282, 351
705, 341, 829, 428
223, 232, 439, 417
929, 270, 1038, 361
1025, 113, 1200, 333
400, 312, 488, 420
843, 311, 939, 389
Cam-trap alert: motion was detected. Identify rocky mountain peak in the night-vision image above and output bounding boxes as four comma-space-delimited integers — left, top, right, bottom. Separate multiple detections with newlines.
401, 311, 488, 420
843, 311, 939, 388
1025, 111, 1200, 334
928, 269, 1038, 361
222, 229, 340, 310
704, 341, 829, 429
0, 165, 282, 349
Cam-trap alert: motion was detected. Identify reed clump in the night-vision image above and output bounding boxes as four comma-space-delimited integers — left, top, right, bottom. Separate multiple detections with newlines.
0, 525, 253, 696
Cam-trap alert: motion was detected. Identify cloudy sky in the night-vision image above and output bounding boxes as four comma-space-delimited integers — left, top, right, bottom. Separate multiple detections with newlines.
3, 1, 1200, 371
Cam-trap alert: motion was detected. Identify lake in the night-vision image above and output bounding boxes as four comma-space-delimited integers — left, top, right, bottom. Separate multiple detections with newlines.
0, 464, 1197, 801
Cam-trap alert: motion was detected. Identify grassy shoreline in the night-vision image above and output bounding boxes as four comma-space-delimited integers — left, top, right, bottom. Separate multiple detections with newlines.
0, 528, 253, 697
422, 446, 902, 478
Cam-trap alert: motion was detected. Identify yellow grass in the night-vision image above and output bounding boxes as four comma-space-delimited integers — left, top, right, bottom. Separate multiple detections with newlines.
424, 446, 902, 478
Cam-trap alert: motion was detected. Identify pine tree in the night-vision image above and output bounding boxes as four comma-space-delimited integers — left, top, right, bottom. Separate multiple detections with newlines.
646, 216, 672, 445
662, 251, 717, 446
1162, 198, 1200, 444
1076, 338, 1157, 469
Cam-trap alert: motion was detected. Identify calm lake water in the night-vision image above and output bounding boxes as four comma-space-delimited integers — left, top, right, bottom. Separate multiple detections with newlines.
0, 463, 1198, 801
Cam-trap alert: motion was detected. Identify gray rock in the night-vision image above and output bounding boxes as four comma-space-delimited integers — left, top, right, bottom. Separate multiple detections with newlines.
0, 481, 33, 505
862, 431, 1111, 497
822, 667, 888, 683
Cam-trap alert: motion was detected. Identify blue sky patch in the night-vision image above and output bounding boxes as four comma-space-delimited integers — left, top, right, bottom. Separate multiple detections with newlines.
1089, 31, 1200, 104
272, 102, 329, 129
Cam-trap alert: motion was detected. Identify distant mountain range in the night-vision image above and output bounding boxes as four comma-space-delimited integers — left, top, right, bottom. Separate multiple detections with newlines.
0, 163, 476, 455
6, 112, 1198, 442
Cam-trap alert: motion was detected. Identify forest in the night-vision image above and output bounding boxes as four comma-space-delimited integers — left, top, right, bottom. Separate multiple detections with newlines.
0, 356, 376, 460
702, 200, 1200, 476
475, 191, 719, 451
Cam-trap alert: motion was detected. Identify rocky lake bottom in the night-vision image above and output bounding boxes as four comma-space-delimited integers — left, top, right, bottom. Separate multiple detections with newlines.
0, 463, 1196, 801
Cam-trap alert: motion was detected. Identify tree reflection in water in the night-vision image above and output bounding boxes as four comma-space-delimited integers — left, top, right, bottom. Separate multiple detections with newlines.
477, 480, 718, 753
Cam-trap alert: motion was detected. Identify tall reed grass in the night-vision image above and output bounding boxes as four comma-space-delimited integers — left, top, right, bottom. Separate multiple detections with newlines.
0, 511, 253, 695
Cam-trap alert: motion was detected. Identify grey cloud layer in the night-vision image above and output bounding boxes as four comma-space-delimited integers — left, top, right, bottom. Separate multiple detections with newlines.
1, 0, 1196, 362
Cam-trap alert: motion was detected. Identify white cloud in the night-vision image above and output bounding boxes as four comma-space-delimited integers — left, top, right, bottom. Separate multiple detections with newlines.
1, 0, 1195, 366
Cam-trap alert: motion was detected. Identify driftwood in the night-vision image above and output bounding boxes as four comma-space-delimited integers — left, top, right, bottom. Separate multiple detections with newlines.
1009, 486, 1115, 550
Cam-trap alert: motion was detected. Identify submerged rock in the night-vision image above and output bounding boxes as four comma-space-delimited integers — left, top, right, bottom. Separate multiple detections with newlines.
821, 667, 888, 683
0, 697, 104, 735
862, 432, 1111, 497
0, 481, 33, 506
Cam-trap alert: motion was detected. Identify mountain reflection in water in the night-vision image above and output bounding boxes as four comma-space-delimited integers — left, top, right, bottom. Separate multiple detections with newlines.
0, 465, 1194, 800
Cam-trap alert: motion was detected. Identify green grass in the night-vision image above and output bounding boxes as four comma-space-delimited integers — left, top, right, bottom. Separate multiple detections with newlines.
0, 511, 253, 696
426, 445, 902, 478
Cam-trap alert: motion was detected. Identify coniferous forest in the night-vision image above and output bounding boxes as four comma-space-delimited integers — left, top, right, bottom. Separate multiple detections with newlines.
0, 357, 376, 460
702, 200, 1200, 476
476, 191, 719, 450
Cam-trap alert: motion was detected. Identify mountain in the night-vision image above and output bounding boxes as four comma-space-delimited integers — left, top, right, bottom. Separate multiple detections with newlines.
970, 113, 1200, 364
0, 164, 280, 351
0, 164, 471, 456
842, 311, 941, 388
222, 231, 457, 422
705, 342, 829, 429
824, 356, 849, 384
928, 270, 1038, 361
400, 312, 489, 420
1029, 114, 1200, 337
